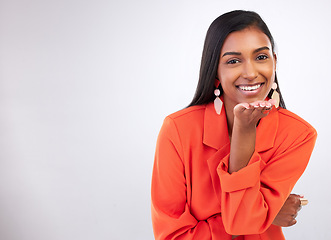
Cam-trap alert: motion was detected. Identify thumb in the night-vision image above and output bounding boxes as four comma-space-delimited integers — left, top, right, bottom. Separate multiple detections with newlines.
234, 103, 250, 111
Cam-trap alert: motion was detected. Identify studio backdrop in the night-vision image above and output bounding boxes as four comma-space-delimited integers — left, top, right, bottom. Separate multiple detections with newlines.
0, 0, 329, 239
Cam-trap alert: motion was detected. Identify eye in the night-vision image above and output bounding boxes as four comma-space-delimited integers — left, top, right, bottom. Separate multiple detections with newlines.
256, 54, 269, 61
226, 59, 240, 64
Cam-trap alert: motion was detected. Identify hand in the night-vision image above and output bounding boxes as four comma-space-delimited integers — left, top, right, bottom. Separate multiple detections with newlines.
228, 99, 276, 173
233, 99, 275, 128
273, 194, 303, 227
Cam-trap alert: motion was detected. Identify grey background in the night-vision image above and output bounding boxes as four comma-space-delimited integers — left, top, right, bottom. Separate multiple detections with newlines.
0, 0, 329, 239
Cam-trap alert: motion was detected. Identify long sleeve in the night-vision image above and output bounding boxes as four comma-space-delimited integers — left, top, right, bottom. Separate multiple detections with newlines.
151, 104, 317, 240
151, 117, 230, 240
217, 126, 317, 235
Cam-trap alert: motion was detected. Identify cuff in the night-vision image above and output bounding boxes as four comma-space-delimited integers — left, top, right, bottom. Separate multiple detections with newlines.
218, 151, 266, 192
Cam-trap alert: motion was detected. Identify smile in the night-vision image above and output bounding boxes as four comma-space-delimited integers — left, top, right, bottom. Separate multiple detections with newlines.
238, 83, 263, 91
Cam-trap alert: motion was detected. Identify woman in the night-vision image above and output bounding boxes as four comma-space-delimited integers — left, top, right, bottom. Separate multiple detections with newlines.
151, 10, 317, 240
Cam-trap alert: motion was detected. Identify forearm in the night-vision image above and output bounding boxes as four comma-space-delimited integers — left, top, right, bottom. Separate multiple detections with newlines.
218, 125, 316, 235
229, 122, 256, 173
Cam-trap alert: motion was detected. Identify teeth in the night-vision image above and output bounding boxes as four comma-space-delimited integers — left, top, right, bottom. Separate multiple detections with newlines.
239, 84, 261, 91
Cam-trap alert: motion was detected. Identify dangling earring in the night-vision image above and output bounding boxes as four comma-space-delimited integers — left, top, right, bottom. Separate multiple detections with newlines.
214, 80, 223, 115
271, 82, 280, 108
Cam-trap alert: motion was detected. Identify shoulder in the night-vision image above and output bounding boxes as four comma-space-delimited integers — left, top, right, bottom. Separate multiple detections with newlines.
159, 105, 206, 140
163, 105, 206, 129
276, 108, 317, 143
277, 108, 316, 132
167, 105, 206, 121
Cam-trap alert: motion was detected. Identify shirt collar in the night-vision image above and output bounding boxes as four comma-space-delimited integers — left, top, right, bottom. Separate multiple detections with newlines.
203, 102, 278, 152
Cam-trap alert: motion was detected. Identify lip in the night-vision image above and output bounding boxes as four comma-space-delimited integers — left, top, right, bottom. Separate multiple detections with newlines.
236, 83, 265, 96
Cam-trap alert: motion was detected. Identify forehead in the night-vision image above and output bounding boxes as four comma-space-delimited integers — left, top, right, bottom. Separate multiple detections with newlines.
221, 27, 272, 53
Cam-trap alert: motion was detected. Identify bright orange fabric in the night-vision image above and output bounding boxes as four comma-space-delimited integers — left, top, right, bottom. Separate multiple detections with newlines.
151, 103, 317, 240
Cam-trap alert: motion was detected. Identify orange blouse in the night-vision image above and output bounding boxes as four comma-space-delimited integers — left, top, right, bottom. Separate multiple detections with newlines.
151, 103, 317, 240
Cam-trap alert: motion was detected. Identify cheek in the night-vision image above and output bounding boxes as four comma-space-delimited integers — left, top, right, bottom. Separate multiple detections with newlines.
260, 63, 275, 81
219, 75, 234, 92
268, 69, 276, 84
218, 68, 240, 86
262, 68, 275, 92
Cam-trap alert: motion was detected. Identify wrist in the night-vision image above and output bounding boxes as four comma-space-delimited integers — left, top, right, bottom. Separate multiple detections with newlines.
233, 118, 257, 132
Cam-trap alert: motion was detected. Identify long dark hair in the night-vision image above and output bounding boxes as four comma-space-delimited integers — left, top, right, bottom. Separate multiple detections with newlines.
188, 10, 286, 109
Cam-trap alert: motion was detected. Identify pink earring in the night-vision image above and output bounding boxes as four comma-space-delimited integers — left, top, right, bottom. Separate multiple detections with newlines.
214, 87, 223, 115
271, 82, 280, 108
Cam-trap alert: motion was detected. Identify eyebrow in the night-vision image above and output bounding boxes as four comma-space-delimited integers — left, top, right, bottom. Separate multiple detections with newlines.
221, 46, 270, 57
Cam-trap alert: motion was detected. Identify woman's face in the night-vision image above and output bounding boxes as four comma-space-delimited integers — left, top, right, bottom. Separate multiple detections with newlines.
218, 27, 276, 109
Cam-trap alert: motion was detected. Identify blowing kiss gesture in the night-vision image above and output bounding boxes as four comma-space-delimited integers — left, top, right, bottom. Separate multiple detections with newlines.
228, 98, 276, 173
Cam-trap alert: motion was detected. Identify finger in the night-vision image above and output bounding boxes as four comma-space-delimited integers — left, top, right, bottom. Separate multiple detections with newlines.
300, 198, 309, 206
290, 193, 302, 198
250, 100, 272, 110
289, 194, 301, 205
259, 101, 267, 108
261, 109, 271, 115
289, 193, 301, 197
234, 103, 250, 112
297, 205, 302, 212
250, 101, 262, 108
268, 98, 277, 106
292, 194, 308, 206
264, 101, 273, 109
261, 104, 273, 114
240, 102, 250, 110
289, 219, 297, 227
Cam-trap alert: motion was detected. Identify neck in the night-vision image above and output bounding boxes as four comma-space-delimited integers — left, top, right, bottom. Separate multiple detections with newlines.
223, 98, 236, 137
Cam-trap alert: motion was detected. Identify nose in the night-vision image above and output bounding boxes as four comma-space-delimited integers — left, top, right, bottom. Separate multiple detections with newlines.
242, 61, 257, 80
